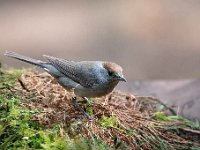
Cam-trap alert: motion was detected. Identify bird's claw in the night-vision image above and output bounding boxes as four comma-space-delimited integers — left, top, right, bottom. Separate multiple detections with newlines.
76, 97, 95, 106
83, 97, 95, 106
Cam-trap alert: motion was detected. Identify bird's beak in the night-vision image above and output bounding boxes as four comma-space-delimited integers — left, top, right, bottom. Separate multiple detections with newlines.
119, 76, 126, 82
114, 73, 127, 82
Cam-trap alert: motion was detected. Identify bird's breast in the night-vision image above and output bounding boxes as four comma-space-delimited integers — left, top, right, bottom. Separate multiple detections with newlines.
74, 80, 119, 98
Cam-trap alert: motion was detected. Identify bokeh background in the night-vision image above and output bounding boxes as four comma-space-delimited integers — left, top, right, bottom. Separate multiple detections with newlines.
1, 0, 200, 81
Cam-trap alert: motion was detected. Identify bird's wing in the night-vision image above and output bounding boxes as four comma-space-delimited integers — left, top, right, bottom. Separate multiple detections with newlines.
43, 55, 98, 88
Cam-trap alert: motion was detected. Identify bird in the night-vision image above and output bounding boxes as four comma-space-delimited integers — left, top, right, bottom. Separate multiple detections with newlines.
4, 51, 126, 118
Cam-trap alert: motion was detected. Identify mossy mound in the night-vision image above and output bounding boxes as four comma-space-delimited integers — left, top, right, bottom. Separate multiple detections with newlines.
0, 68, 200, 150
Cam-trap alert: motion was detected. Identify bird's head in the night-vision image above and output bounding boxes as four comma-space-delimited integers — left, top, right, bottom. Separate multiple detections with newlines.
103, 62, 126, 82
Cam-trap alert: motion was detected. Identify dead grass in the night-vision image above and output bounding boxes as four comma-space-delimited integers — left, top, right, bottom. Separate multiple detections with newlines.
14, 69, 200, 149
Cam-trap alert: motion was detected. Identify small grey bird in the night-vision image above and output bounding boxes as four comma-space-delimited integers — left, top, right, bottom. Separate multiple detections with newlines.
4, 51, 126, 118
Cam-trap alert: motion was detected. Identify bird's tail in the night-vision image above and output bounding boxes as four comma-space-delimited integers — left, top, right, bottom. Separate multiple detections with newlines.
4, 51, 46, 67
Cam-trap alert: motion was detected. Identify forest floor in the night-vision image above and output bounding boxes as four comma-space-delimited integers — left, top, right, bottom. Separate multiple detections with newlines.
0, 68, 200, 150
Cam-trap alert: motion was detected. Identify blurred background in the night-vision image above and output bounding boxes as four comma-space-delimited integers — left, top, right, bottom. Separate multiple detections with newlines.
1, 0, 200, 81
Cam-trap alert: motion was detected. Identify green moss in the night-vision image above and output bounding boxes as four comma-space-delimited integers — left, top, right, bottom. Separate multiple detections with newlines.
167, 115, 200, 129
1, 68, 200, 149
153, 112, 169, 121
99, 115, 118, 128
0, 68, 110, 150
85, 104, 94, 115
153, 112, 200, 130
0, 68, 25, 89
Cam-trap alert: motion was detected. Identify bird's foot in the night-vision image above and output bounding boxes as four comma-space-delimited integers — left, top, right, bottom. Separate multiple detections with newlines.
72, 97, 94, 120
84, 97, 95, 106
77, 97, 95, 106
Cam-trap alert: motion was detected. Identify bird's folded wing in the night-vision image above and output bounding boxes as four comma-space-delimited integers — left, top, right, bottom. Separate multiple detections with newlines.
43, 55, 98, 88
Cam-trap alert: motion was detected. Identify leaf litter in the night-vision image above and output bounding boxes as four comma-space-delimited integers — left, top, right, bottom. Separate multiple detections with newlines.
14, 69, 200, 149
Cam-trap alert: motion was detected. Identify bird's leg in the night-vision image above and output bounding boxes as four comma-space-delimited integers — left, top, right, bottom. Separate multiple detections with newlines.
76, 97, 94, 106
72, 97, 92, 119
83, 97, 95, 105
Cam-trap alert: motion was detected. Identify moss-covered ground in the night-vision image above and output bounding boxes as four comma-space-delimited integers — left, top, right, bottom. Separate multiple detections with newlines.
0, 68, 200, 150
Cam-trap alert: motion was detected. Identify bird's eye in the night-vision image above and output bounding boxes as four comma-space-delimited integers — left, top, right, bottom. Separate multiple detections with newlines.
108, 71, 114, 76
